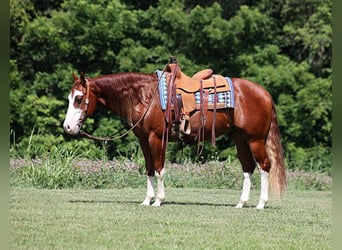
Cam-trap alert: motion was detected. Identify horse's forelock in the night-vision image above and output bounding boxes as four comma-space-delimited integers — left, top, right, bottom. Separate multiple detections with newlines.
70, 79, 85, 96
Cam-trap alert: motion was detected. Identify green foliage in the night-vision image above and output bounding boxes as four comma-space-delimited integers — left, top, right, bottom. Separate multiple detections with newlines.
285, 143, 331, 173
10, 0, 34, 55
13, 160, 75, 189
280, 0, 332, 77
11, 142, 78, 188
10, 0, 331, 171
11, 153, 331, 191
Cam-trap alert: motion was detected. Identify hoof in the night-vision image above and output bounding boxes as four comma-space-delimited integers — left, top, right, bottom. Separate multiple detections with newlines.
141, 197, 152, 206
256, 200, 267, 209
152, 199, 162, 207
141, 201, 150, 206
235, 201, 247, 208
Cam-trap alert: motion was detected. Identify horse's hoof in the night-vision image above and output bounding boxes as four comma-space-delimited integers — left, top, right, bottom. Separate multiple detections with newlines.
256, 201, 267, 209
141, 198, 151, 206
235, 201, 247, 208
152, 199, 162, 207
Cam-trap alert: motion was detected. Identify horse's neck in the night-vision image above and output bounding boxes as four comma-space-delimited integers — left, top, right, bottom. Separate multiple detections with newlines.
93, 73, 156, 123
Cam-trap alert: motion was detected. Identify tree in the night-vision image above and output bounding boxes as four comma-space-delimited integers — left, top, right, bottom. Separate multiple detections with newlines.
277, 0, 332, 77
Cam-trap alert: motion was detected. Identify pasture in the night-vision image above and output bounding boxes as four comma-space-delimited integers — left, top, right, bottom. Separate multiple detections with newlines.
11, 187, 331, 249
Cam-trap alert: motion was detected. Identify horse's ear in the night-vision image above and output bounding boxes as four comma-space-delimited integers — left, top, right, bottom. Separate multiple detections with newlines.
80, 72, 86, 87
72, 73, 78, 82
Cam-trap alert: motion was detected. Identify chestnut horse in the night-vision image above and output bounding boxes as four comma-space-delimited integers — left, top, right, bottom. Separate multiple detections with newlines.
63, 69, 286, 209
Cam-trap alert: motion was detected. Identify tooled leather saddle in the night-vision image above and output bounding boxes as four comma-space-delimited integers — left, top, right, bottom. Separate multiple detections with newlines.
157, 57, 234, 143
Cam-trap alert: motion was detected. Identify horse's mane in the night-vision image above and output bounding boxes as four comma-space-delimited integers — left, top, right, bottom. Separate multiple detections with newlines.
91, 72, 157, 124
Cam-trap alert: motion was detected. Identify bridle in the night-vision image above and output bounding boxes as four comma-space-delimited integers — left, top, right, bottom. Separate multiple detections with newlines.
78, 78, 90, 123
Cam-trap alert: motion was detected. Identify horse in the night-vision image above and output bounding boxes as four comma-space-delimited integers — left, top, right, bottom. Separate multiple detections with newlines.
63, 65, 286, 209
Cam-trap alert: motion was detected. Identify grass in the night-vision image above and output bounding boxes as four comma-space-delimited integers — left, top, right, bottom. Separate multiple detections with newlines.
10, 187, 331, 249
9, 146, 332, 249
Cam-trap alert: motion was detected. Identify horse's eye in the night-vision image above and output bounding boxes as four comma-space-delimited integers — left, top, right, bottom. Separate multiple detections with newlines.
75, 96, 82, 104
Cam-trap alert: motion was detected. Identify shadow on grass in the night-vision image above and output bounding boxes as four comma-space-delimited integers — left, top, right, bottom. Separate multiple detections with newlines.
68, 199, 141, 205
68, 199, 279, 209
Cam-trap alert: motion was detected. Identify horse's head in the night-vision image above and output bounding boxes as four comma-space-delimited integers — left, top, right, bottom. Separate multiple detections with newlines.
63, 72, 97, 135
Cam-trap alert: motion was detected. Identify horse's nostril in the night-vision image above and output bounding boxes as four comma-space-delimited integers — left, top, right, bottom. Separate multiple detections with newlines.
64, 123, 70, 131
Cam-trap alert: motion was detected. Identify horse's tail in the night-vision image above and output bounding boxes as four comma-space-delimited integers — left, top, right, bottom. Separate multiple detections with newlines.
266, 102, 287, 197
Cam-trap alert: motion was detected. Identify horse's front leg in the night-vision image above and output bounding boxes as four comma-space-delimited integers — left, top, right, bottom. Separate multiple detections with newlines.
139, 134, 166, 207
152, 168, 165, 206
142, 169, 165, 206
142, 175, 155, 206
139, 136, 155, 206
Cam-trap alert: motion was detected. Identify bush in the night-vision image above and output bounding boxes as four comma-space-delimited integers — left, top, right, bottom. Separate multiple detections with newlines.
285, 143, 331, 173
10, 143, 332, 191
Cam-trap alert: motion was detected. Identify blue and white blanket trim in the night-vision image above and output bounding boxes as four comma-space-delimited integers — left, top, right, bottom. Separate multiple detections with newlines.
156, 70, 235, 110
156, 70, 168, 110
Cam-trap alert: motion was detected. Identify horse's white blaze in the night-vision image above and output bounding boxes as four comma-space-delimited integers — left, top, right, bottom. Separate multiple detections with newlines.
256, 164, 269, 209
236, 172, 252, 208
63, 90, 83, 135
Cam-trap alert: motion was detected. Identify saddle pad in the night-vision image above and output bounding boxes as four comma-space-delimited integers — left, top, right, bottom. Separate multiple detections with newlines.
156, 70, 235, 110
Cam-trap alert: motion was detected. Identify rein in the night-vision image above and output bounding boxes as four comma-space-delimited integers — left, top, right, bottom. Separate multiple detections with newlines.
79, 70, 164, 142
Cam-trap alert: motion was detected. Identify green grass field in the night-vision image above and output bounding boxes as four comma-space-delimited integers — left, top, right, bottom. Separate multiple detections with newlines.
10, 187, 331, 249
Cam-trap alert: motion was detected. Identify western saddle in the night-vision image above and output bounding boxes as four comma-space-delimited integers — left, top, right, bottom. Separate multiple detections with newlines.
161, 57, 231, 151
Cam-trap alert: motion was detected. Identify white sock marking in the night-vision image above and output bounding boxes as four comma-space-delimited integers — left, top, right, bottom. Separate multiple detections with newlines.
152, 168, 165, 207
236, 172, 252, 208
256, 164, 269, 209
142, 176, 154, 206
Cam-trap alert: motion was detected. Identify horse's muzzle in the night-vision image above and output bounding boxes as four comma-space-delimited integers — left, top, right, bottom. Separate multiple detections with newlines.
63, 121, 81, 135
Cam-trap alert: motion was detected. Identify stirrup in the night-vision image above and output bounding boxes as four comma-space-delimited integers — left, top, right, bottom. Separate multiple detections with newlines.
180, 115, 191, 135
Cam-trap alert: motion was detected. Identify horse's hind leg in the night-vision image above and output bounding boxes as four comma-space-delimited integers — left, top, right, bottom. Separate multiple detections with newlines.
234, 133, 257, 208
249, 140, 271, 209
